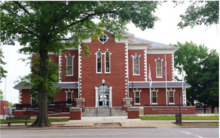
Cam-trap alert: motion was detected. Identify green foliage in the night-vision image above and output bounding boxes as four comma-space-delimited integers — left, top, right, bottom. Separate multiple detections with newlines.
178, 1, 219, 28
8, 102, 15, 107
1, 1, 160, 126
173, 41, 219, 107
15, 57, 61, 102
0, 118, 69, 124
0, 48, 7, 82
0, 89, 3, 100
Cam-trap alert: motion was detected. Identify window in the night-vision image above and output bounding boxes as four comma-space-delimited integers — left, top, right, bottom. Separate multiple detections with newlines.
152, 91, 157, 104
105, 51, 111, 73
97, 51, 102, 73
66, 56, 73, 76
135, 91, 140, 104
66, 91, 72, 104
133, 55, 140, 75
169, 91, 174, 104
99, 34, 108, 43
156, 60, 162, 77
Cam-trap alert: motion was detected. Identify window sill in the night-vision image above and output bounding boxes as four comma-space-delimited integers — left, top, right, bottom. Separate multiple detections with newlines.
133, 74, 140, 76
135, 103, 141, 105
151, 103, 158, 105
156, 76, 163, 78
105, 72, 111, 74
169, 103, 175, 105
96, 72, 102, 74
66, 74, 74, 76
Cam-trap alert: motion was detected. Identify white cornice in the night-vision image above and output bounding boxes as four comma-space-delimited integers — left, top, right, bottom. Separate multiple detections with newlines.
147, 49, 175, 54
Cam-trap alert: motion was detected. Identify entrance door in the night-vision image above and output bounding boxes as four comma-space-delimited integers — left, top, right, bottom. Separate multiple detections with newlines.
98, 84, 110, 107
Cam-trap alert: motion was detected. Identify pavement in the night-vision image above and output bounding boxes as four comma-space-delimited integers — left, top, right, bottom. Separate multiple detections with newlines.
0, 116, 219, 130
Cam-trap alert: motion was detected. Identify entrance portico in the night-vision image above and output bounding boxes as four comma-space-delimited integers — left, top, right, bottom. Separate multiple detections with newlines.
95, 81, 112, 107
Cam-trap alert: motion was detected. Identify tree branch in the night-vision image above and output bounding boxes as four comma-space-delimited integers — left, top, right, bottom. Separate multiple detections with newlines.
13, 1, 30, 15
68, 10, 118, 27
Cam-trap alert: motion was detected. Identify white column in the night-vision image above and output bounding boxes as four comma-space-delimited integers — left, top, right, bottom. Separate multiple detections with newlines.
95, 87, 98, 107
109, 87, 112, 107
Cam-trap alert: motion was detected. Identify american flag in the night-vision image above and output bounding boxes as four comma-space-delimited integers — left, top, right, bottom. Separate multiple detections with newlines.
164, 60, 167, 76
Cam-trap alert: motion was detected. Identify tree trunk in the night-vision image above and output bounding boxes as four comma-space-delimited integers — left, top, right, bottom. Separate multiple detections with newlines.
211, 104, 215, 113
31, 48, 51, 127
203, 103, 206, 113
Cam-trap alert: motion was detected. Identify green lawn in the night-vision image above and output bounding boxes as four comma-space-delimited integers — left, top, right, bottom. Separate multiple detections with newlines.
140, 115, 219, 120
0, 118, 69, 124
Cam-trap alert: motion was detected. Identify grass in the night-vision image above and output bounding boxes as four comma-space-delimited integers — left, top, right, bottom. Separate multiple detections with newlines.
0, 118, 69, 124
140, 115, 219, 120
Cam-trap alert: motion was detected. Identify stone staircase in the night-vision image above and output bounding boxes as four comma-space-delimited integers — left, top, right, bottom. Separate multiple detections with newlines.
82, 107, 127, 117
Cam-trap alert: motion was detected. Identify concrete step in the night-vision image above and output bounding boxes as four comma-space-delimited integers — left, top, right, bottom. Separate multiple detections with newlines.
82, 107, 127, 117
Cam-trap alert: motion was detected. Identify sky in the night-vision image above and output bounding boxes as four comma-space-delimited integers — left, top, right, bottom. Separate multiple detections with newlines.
0, 1, 219, 104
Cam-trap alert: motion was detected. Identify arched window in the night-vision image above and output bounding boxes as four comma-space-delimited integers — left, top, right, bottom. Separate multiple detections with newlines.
96, 51, 102, 73
105, 51, 111, 73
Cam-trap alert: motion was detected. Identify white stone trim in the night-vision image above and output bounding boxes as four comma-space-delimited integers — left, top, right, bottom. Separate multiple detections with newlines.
109, 87, 112, 107
82, 38, 91, 43
95, 49, 102, 74
144, 48, 147, 82
78, 44, 82, 97
182, 88, 187, 106
58, 52, 62, 82
131, 53, 141, 76
155, 57, 163, 78
128, 46, 147, 50
104, 49, 112, 74
147, 49, 175, 54
125, 43, 129, 97
172, 54, 174, 81
168, 88, 175, 104
65, 54, 75, 76
95, 87, 98, 107
65, 89, 74, 105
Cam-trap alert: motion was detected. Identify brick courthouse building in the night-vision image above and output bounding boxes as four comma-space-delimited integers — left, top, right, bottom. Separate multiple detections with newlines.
14, 31, 196, 116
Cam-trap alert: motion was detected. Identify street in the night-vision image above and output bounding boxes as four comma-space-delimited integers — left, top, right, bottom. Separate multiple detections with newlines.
1, 128, 219, 138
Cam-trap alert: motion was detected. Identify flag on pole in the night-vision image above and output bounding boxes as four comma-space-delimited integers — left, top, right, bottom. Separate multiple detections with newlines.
149, 65, 152, 87
164, 60, 167, 76
181, 66, 185, 81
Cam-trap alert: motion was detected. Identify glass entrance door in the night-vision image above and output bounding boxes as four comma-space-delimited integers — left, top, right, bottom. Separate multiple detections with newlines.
98, 84, 109, 107
98, 94, 109, 107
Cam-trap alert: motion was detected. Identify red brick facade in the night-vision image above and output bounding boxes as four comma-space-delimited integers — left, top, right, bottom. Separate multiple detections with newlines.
0, 101, 8, 115
17, 31, 192, 115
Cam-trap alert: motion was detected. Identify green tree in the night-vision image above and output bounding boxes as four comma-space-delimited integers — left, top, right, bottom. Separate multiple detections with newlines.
173, 41, 209, 106
177, 1, 219, 29
0, 89, 3, 100
197, 49, 219, 113
0, 48, 7, 82
173, 41, 219, 112
1, 1, 160, 127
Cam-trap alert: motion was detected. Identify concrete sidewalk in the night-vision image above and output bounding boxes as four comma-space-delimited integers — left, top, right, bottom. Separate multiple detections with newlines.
0, 116, 218, 129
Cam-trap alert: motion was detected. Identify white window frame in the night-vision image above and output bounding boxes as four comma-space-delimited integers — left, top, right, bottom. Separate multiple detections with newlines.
155, 57, 163, 78
133, 88, 141, 105
99, 34, 109, 44
96, 50, 102, 74
151, 89, 158, 105
65, 54, 74, 76
131, 54, 141, 75
168, 88, 175, 104
105, 49, 112, 74
65, 89, 74, 105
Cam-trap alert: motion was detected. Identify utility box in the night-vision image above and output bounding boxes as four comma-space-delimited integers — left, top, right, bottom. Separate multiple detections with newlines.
175, 113, 182, 125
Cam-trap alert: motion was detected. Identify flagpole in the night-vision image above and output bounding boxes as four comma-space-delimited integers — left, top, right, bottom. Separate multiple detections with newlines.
149, 64, 151, 106
165, 54, 167, 106
182, 66, 184, 106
